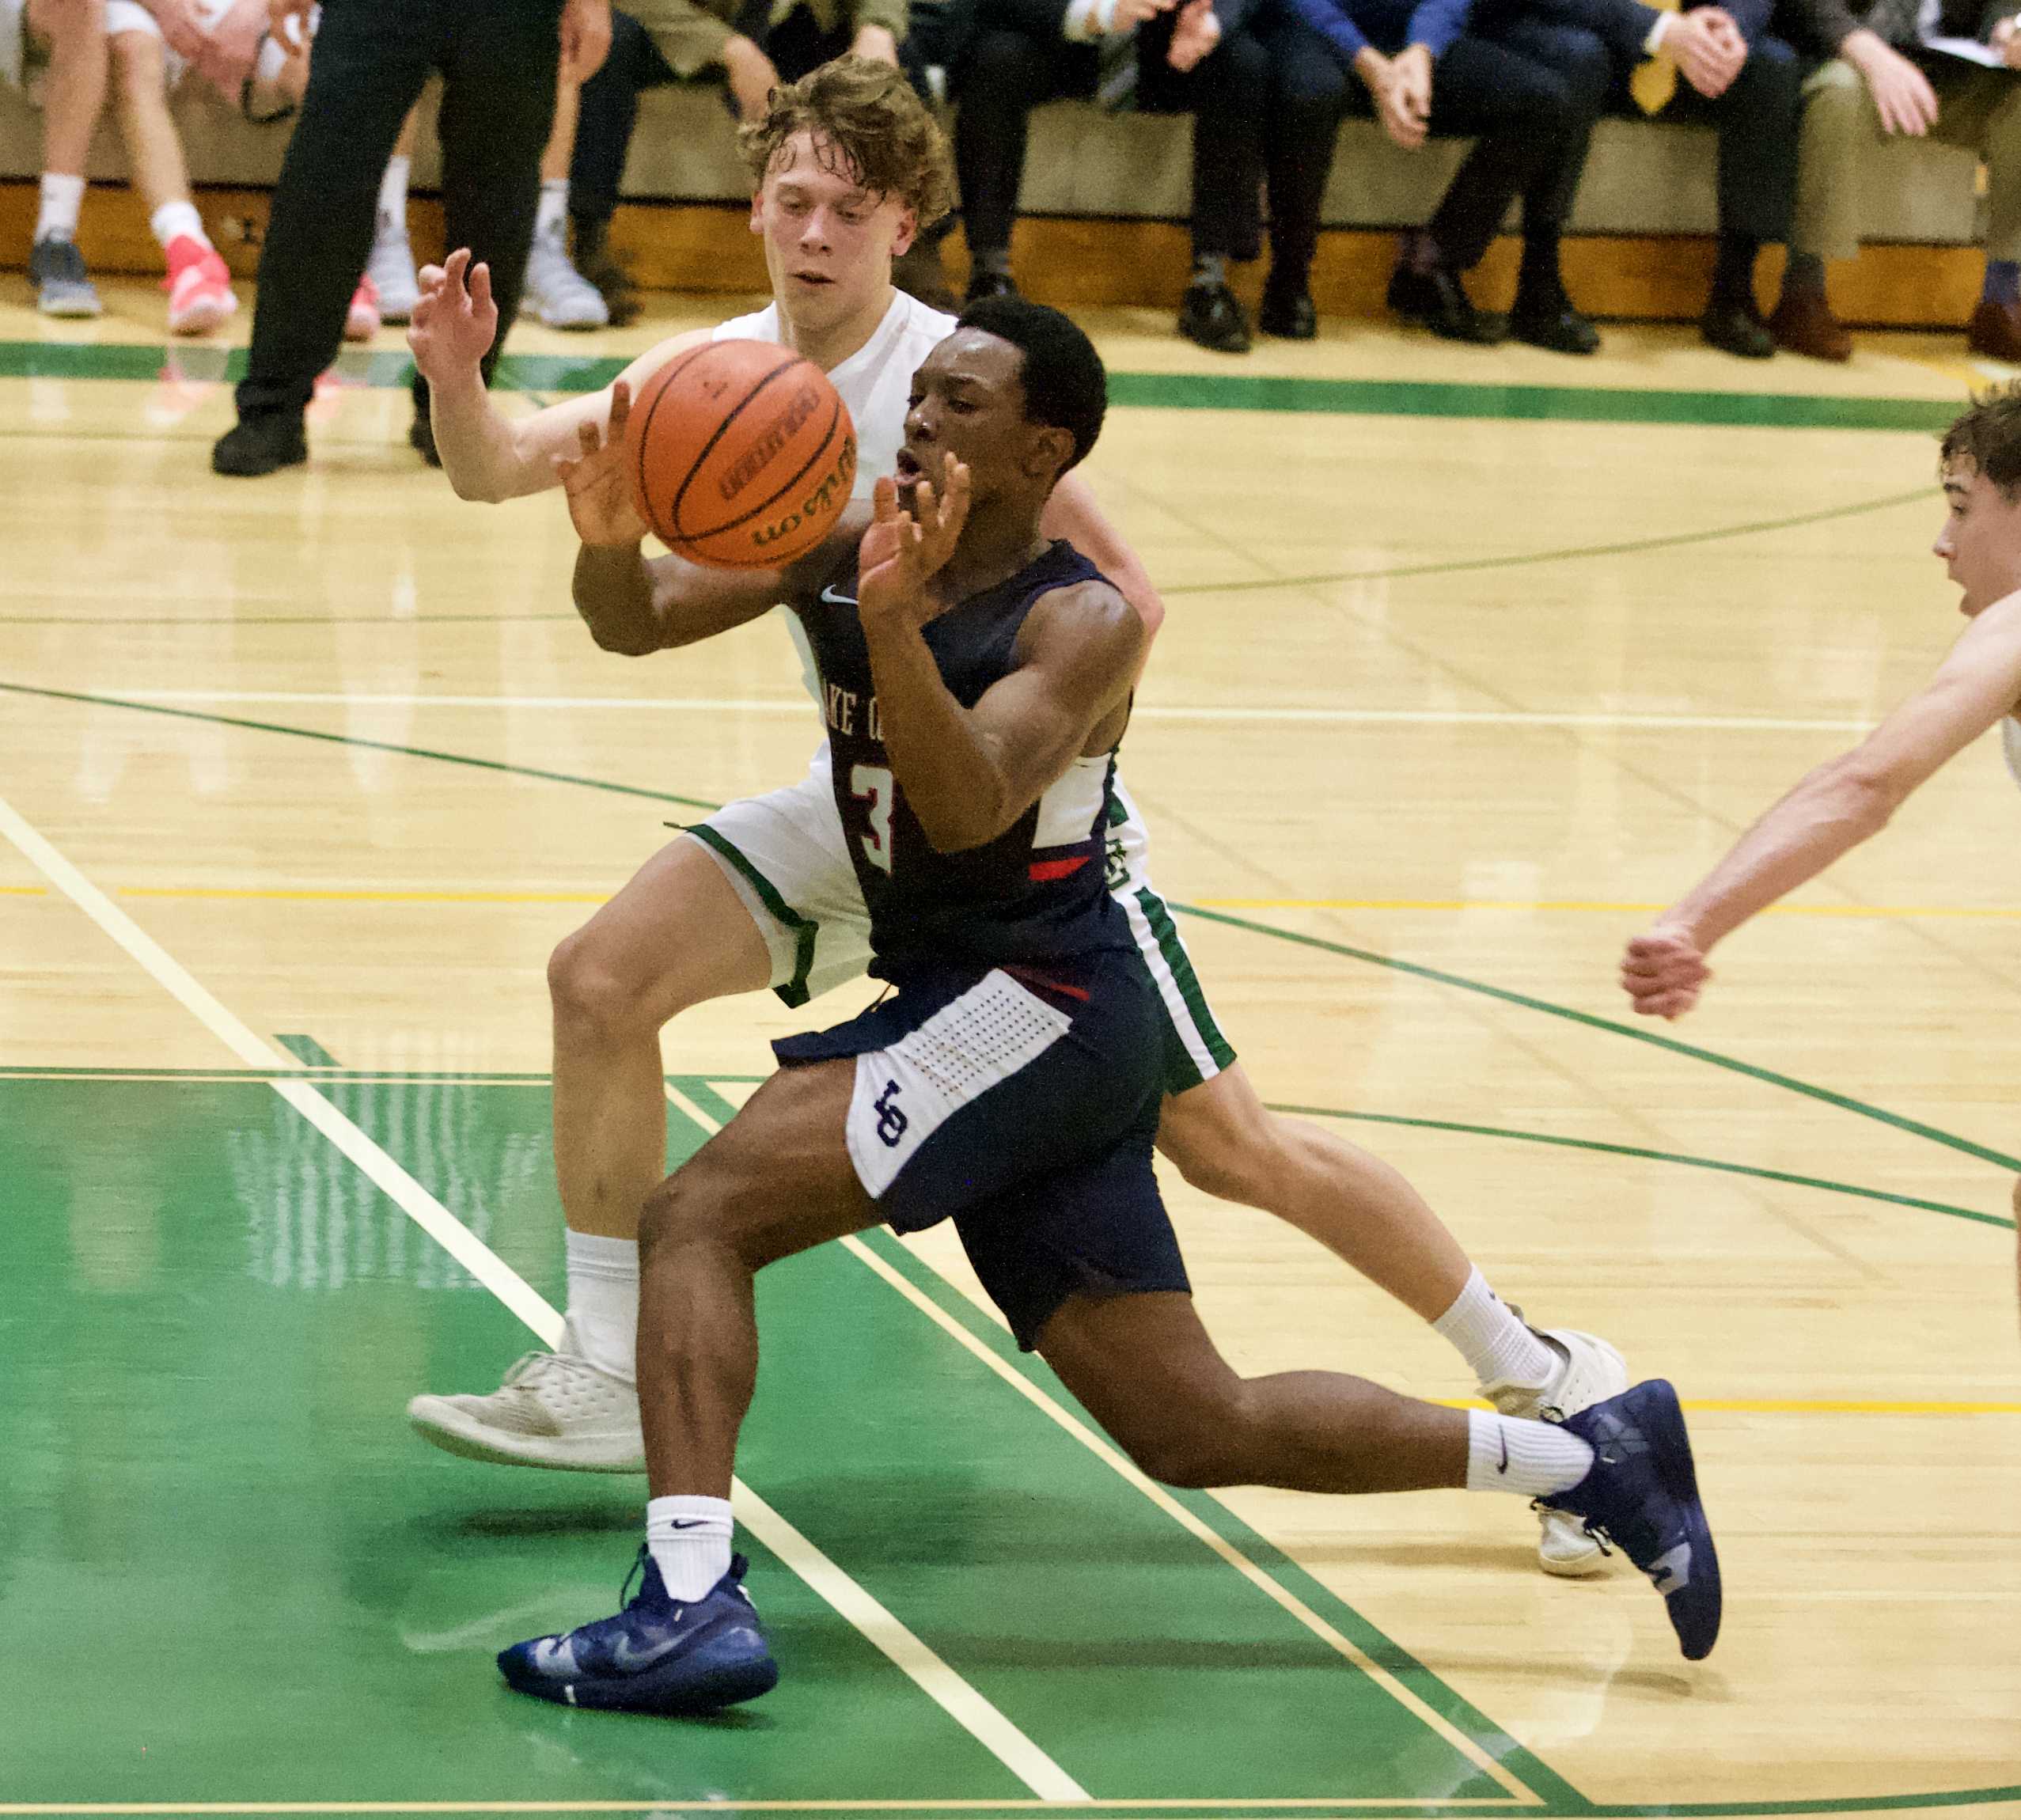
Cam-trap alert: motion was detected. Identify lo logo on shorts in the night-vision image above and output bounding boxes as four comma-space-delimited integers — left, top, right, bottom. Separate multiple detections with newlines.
873, 1079, 908, 1146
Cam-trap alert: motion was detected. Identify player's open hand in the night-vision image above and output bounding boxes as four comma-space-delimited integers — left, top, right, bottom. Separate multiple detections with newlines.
408, 249, 498, 387
555, 381, 650, 548
1620, 925, 1711, 1020
859, 457, 972, 624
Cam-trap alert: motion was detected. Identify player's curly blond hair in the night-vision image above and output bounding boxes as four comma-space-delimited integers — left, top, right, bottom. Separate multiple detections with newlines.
737, 57, 955, 229
1942, 382, 2021, 496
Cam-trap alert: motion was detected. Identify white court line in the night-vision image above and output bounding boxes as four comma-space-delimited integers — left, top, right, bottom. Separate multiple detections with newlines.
666, 1092, 1539, 1807
0, 787, 1085, 1808
107, 688, 1875, 734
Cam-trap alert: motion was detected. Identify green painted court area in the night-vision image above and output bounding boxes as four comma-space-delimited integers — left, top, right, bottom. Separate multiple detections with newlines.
0, 1074, 1560, 1814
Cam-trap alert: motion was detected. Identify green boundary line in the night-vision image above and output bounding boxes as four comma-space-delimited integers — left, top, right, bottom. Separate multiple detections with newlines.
0, 338, 1969, 434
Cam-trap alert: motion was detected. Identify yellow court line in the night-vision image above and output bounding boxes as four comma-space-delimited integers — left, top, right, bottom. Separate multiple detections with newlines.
1194, 897, 2021, 919
115, 885, 603, 904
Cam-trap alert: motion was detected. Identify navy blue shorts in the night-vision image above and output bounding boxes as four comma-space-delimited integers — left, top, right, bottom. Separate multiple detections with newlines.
773, 951, 1189, 1349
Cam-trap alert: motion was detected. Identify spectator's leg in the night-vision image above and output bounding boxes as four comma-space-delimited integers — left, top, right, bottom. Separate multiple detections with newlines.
429, 0, 565, 425
1768, 57, 1866, 358
1699, 32, 1801, 356
106, 17, 234, 332
524, 44, 610, 330
1420, 37, 1568, 274
1487, 17, 1606, 346
760, 2, 842, 82
1929, 68, 2021, 355
571, 11, 669, 322
218, 0, 434, 469
1255, 10, 1346, 334
364, 105, 426, 325
1166, 14, 1268, 352
24, 0, 107, 317
952, 27, 1079, 298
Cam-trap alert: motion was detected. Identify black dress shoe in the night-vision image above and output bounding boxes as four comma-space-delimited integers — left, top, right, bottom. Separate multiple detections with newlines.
1258, 286, 1317, 339
1386, 263, 1505, 344
409, 411, 442, 468
1177, 279, 1251, 354
1701, 298, 1775, 359
964, 267, 1020, 304
1510, 290, 1600, 355
211, 411, 306, 476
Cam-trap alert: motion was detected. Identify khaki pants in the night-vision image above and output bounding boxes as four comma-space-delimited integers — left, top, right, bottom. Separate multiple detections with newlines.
1794, 54, 2021, 262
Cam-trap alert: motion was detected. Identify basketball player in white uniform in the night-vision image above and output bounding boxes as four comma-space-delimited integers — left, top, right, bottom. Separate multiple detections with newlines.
1623, 384, 2021, 1322
408, 57, 1625, 1574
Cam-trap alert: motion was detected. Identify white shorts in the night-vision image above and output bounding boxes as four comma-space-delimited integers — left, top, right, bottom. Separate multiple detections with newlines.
688, 747, 1236, 1095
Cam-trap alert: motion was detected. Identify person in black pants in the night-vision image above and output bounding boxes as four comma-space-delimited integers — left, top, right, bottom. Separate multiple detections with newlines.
1470, 0, 1802, 356
1257, 0, 1606, 352
211, 0, 610, 477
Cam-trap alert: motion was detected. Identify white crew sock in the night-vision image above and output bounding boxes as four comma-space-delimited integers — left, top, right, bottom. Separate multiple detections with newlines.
1432, 1267, 1557, 1391
1465, 1410, 1594, 1497
150, 200, 209, 253
646, 1495, 735, 1600
535, 177, 569, 240
564, 1230, 639, 1383
377, 155, 411, 236
36, 173, 85, 243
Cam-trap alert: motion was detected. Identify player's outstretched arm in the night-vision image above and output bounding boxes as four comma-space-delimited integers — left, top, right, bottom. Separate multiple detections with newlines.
859, 464, 1143, 851
1041, 472, 1166, 650
1622, 592, 2021, 1018
565, 383, 866, 655
412, 248, 707, 502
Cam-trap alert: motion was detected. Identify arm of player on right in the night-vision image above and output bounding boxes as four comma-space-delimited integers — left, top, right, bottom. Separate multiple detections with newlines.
1041, 472, 1166, 658
1621, 592, 2021, 1018
411, 249, 709, 503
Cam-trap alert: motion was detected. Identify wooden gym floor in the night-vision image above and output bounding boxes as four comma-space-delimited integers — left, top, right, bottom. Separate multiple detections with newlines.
1, 280, 2017, 1818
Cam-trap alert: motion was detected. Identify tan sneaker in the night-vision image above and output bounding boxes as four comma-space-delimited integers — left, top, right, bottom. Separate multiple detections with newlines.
408, 1317, 644, 1472
1484, 1326, 1629, 1578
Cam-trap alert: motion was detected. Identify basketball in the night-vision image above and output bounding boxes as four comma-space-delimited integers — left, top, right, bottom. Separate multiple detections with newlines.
624, 339, 857, 569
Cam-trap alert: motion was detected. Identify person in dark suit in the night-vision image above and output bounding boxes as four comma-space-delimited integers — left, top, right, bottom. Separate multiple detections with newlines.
1268, 0, 1609, 351
1763, 0, 2021, 359
1469, 0, 1803, 356
210, 0, 610, 477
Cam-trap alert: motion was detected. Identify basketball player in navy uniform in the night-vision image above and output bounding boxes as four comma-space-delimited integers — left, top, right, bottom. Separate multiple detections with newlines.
1624, 383, 2021, 1328
410, 66, 1632, 1584
495, 298, 1723, 1716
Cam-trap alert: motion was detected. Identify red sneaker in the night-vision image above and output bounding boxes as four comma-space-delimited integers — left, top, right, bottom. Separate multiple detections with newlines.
345, 274, 381, 343
163, 236, 237, 336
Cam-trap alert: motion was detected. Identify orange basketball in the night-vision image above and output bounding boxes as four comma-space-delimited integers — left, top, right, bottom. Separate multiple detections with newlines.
623, 339, 857, 570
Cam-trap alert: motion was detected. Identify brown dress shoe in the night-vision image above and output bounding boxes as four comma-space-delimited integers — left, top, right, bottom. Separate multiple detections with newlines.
1768, 289, 1852, 362
1969, 297, 2021, 362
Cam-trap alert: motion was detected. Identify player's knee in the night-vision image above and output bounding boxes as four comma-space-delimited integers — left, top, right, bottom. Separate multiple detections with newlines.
548, 925, 659, 1040
638, 1166, 730, 1266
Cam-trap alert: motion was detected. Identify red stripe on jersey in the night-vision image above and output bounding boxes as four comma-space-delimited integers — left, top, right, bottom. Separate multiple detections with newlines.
1027, 855, 1089, 882
1005, 965, 1091, 1002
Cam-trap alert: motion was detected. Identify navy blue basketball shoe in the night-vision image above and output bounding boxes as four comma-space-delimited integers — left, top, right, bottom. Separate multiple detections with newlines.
1538, 1380, 1722, 1660
499, 1549, 778, 1714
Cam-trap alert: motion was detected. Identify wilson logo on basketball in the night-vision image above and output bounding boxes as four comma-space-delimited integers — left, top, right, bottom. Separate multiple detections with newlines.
753, 434, 857, 552
718, 385, 825, 503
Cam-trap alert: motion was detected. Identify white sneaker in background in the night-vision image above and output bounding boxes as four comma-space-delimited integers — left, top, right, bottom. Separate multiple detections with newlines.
1484, 1325, 1629, 1578
366, 215, 421, 323
521, 224, 609, 330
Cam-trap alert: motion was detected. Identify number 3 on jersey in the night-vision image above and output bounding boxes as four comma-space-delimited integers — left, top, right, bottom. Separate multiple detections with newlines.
851, 763, 894, 874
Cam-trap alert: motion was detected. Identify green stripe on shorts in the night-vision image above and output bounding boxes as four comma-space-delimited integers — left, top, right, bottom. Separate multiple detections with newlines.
1134, 885, 1237, 1090
685, 823, 821, 1009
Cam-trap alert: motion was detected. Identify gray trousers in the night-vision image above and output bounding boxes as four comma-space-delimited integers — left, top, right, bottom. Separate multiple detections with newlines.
1794, 53, 2021, 262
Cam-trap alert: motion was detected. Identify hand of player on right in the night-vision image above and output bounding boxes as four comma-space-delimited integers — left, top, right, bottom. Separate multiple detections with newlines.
1620, 925, 1712, 1020
555, 380, 651, 549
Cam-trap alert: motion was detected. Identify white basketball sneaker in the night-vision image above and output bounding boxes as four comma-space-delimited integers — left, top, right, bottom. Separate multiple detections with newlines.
408, 1317, 645, 1472
1483, 1326, 1629, 1578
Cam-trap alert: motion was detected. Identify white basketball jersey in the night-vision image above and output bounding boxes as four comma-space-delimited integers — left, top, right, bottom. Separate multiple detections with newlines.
713, 290, 957, 703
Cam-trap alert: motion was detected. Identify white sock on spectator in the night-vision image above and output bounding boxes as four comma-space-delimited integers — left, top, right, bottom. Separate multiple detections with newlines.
36, 173, 85, 243
377, 156, 411, 234
536, 178, 569, 241
150, 201, 210, 252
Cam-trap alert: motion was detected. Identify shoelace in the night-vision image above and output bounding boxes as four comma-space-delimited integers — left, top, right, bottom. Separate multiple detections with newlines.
500, 1348, 583, 1391
1530, 1500, 1615, 1557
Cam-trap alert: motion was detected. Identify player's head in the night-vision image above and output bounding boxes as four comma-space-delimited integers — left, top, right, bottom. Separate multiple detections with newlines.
739, 59, 955, 336
1936, 385, 2021, 615
898, 299, 1107, 514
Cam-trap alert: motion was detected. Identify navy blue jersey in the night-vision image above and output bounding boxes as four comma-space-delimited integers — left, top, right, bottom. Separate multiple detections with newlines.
794, 538, 1131, 977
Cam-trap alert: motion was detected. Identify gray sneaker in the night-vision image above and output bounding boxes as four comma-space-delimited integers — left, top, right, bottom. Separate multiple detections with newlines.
31, 237, 101, 318
522, 224, 609, 330
365, 214, 420, 323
